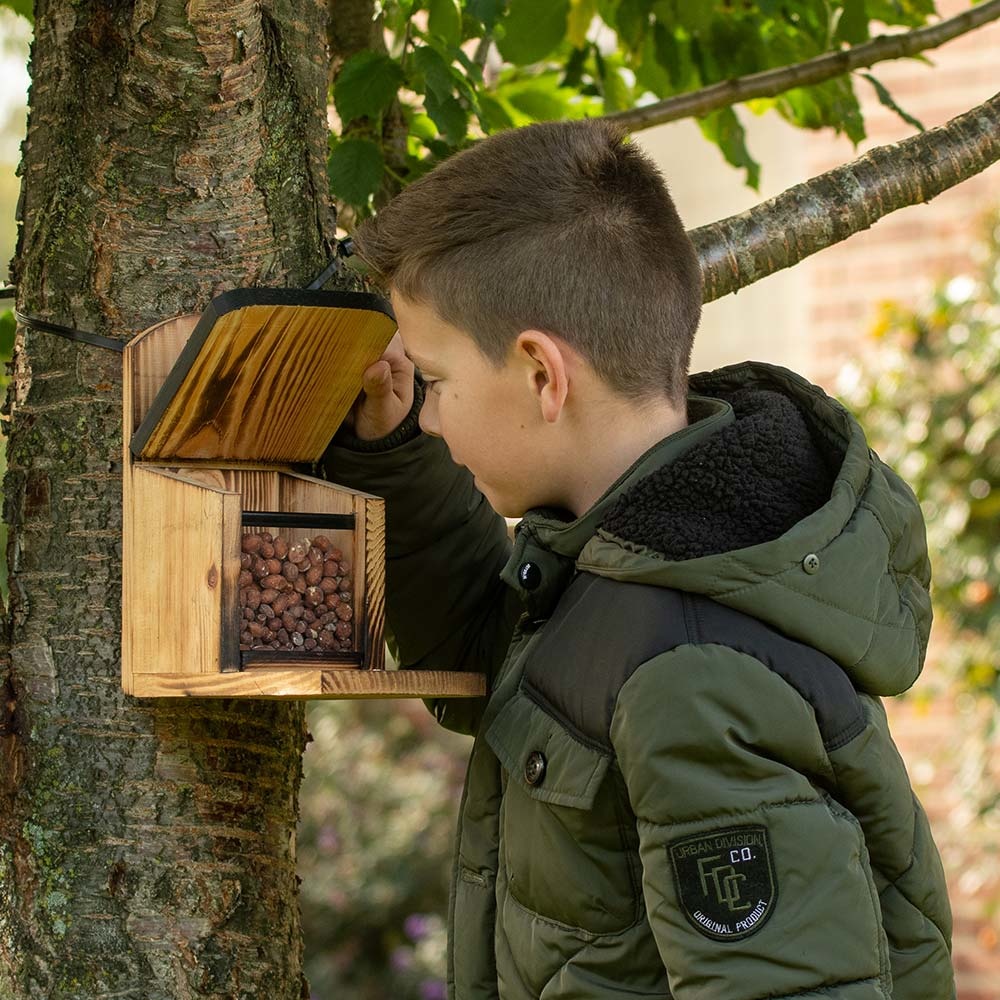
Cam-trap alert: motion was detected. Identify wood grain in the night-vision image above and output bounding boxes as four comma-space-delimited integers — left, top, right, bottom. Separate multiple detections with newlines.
363, 496, 386, 671
136, 303, 396, 463
124, 466, 240, 679
128, 669, 487, 700
126, 314, 199, 437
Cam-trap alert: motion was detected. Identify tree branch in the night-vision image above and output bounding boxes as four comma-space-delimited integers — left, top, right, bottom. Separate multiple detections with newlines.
605, 0, 1000, 133
692, 92, 1000, 303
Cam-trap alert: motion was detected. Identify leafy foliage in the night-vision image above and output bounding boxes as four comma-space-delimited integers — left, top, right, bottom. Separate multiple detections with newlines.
838, 212, 1000, 705
328, 0, 937, 213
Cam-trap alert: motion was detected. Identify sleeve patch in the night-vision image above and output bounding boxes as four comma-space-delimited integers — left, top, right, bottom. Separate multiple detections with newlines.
668, 825, 778, 942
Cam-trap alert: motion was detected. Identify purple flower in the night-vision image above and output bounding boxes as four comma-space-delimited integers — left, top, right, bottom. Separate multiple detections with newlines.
404, 913, 431, 942
390, 946, 415, 972
419, 980, 447, 1000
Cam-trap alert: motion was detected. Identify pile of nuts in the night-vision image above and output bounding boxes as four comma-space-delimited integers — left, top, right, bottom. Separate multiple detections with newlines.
239, 532, 354, 654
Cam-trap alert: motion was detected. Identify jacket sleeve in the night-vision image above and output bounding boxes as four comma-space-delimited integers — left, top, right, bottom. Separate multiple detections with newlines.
322, 406, 522, 735
610, 644, 892, 1000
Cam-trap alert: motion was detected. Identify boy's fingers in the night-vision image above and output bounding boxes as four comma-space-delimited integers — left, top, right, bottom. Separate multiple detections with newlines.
362, 360, 393, 396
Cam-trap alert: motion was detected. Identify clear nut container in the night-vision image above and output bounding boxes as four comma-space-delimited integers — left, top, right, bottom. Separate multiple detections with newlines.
238, 511, 357, 664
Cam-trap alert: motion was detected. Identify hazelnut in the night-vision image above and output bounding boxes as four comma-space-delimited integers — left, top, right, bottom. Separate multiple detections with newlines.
241, 534, 262, 554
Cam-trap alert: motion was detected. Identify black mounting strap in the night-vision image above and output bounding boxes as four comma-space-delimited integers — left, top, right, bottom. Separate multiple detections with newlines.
13, 309, 125, 354
0, 236, 361, 353
305, 237, 357, 290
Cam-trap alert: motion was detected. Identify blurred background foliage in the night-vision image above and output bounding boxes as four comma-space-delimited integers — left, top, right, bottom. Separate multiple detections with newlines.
838, 208, 1000, 807
298, 695, 470, 1000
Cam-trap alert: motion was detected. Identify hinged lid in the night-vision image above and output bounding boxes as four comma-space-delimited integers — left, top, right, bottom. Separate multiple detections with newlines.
130, 288, 396, 464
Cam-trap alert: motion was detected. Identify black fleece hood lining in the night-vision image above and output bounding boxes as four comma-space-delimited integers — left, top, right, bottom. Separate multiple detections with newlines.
600, 384, 843, 562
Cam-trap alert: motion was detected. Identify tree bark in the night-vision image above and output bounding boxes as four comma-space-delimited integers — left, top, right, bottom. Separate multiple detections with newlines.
693, 91, 1000, 302
1, 2, 334, 997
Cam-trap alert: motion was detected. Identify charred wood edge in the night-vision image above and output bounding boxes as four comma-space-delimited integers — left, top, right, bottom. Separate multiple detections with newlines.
0, 253, 352, 351
605, 0, 1000, 133
241, 511, 356, 529
129, 286, 393, 460
691, 90, 1000, 303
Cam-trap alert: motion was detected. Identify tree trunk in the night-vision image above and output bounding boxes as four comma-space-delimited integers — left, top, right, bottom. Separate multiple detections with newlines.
0, 2, 335, 996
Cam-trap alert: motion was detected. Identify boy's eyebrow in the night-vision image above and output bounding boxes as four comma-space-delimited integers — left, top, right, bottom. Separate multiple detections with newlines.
407, 352, 438, 373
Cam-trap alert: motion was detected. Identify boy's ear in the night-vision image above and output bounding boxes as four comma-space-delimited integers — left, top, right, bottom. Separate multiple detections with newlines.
514, 330, 571, 424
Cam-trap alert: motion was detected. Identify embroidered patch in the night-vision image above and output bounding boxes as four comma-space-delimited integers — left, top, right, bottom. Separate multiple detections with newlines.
668, 825, 777, 941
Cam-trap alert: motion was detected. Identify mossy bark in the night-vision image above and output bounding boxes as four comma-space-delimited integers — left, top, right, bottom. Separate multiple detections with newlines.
1, 2, 335, 996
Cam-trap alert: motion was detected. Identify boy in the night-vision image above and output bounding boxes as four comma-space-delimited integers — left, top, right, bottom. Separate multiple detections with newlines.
323, 120, 954, 999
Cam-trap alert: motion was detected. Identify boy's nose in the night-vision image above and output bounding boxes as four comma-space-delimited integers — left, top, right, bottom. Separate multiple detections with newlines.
418, 394, 441, 437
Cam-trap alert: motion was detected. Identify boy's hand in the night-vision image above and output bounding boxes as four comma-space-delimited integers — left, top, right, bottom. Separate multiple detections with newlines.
348, 332, 417, 441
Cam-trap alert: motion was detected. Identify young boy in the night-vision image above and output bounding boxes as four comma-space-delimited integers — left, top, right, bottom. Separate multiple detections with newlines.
323, 120, 955, 1000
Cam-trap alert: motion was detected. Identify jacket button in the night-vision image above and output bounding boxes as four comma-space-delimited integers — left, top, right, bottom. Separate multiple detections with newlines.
518, 562, 541, 590
802, 553, 820, 574
524, 750, 547, 786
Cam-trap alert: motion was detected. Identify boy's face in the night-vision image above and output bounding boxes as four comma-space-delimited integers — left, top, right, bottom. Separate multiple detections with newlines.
392, 293, 552, 518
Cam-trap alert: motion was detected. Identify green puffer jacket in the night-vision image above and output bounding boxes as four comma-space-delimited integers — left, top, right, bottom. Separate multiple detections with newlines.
324, 362, 955, 1000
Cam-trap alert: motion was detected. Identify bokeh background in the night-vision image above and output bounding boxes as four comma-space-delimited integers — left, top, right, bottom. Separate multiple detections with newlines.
1, 2, 997, 997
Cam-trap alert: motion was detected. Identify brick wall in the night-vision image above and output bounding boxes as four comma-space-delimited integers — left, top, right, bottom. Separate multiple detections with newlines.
801, 0, 1000, 381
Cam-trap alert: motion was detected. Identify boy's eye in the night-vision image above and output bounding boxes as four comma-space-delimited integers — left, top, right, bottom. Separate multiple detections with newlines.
424, 378, 442, 394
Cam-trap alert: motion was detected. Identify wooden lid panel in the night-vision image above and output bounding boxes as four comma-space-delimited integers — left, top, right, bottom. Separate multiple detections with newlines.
130, 289, 396, 464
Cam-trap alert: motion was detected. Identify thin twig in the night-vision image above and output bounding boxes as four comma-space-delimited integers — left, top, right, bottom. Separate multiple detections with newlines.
604, 0, 1000, 133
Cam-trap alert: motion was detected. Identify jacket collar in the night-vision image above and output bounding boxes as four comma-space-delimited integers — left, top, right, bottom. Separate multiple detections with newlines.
501, 396, 733, 619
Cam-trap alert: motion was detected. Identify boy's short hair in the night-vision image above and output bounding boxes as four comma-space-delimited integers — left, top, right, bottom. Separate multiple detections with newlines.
354, 119, 702, 405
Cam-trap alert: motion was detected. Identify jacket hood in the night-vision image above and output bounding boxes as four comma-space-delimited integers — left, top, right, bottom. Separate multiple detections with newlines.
578, 362, 933, 697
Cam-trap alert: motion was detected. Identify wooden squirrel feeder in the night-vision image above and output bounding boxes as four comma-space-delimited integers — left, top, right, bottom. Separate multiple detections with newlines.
121, 288, 486, 700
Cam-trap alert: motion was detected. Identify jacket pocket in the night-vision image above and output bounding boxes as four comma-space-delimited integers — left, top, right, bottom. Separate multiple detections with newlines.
485, 688, 641, 936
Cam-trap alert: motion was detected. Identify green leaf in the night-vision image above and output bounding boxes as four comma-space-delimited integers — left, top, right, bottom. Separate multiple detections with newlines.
676, 0, 713, 36
0, 309, 15, 360
411, 44, 455, 100
698, 107, 760, 190
778, 77, 865, 145
864, 0, 934, 28
835, 0, 870, 45
497, 0, 570, 64
468, 0, 507, 30
327, 138, 384, 206
424, 90, 468, 145
602, 65, 632, 112
500, 74, 579, 121
477, 93, 517, 132
614, 0, 651, 52
568, 0, 597, 48
634, 27, 673, 98
406, 111, 440, 141
334, 51, 404, 124
861, 72, 925, 132
428, 0, 462, 46
0, 0, 32, 23
560, 44, 589, 88
651, 22, 694, 91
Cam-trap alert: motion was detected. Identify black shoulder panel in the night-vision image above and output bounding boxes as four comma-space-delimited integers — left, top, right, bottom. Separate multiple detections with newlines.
521, 573, 865, 752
